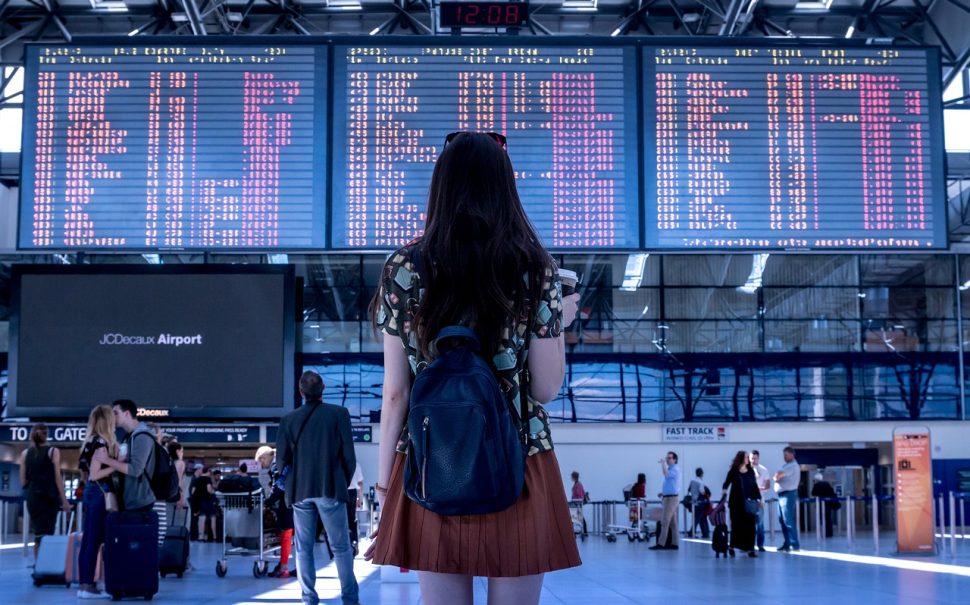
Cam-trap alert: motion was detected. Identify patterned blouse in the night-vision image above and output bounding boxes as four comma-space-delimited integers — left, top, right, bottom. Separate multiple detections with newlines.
376, 245, 563, 456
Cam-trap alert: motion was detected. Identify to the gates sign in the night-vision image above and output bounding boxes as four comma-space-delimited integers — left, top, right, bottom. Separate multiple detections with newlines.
1, 423, 88, 443
662, 425, 728, 443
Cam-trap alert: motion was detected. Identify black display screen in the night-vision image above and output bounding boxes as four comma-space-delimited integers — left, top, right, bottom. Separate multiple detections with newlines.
644, 45, 946, 249
8, 266, 296, 419
19, 43, 328, 250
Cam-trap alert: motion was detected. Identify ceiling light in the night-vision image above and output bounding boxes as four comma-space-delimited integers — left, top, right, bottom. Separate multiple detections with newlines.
621, 253, 649, 291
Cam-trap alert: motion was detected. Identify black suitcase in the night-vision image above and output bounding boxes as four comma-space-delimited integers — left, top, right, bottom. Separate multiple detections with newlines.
712, 524, 730, 558
104, 510, 160, 600
159, 524, 190, 578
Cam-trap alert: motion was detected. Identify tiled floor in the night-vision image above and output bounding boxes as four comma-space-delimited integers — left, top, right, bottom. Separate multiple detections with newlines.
1, 535, 969, 604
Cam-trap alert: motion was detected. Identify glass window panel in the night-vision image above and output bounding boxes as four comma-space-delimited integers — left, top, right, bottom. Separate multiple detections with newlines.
764, 320, 860, 352
860, 255, 955, 287
662, 320, 761, 353
763, 286, 860, 320
664, 288, 758, 320
762, 255, 858, 287
662, 255, 758, 287
560, 254, 660, 288
302, 321, 362, 353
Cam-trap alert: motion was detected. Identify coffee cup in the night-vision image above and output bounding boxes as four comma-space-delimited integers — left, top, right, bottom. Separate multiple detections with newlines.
558, 269, 579, 297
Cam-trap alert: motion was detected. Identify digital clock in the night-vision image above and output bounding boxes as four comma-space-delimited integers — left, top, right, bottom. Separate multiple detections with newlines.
438, 1, 530, 28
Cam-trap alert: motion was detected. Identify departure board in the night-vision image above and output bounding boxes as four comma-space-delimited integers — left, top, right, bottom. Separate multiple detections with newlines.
332, 44, 640, 249
19, 44, 327, 250
645, 45, 945, 250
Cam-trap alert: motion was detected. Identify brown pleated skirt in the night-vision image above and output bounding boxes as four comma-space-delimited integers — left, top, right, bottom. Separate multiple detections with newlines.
371, 450, 582, 577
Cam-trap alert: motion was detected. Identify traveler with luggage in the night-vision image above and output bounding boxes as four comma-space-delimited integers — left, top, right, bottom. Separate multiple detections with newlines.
276, 370, 359, 605
19, 423, 72, 562
256, 447, 295, 579
76, 405, 119, 599
365, 132, 582, 605
721, 450, 762, 558
93, 399, 162, 600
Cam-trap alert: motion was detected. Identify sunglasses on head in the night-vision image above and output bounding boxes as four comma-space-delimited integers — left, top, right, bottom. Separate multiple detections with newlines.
444, 131, 507, 149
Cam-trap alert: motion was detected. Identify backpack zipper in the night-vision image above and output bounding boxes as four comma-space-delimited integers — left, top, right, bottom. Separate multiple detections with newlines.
421, 416, 429, 500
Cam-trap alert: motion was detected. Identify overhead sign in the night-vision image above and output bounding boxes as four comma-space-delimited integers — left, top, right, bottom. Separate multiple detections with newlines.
161, 425, 261, 444
265, 424, 372, 444
662, 425, 728, 443
0, 423, 260, 445
1, 423, 89, 444
893, 428, 935, 555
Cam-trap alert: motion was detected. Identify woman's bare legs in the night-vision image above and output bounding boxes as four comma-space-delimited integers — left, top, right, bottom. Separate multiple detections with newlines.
418, 572, 473, 605
487, 574, 544, 605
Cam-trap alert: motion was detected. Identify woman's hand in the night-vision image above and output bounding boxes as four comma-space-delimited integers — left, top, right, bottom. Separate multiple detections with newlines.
562, 293, 580, 328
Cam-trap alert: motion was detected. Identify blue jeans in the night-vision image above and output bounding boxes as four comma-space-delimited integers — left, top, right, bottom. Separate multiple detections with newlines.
79, 482, 108, 586
778, 490, 800, 549
293, 497, 359, 605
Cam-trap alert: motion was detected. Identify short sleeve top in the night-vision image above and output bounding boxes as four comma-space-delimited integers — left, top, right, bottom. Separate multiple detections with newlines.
79, 436, 112, 488
376, 245, 563, 456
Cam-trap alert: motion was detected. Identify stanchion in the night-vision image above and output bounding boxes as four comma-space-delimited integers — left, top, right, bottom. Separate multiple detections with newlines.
872, 493, 880, 552
796, 498, 802, 542
933, 494, 946, 554
815, 497, 823, 545
22, 501, 30, 558
0, 501, 5, 547
950, 492, 957, 555
768, 499, 776, 541
847, 497, 854, 547
960, 494, 967, 536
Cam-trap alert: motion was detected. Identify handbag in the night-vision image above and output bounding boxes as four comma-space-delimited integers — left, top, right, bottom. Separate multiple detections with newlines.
96, 480, 119, 513
744, 498, 760, 516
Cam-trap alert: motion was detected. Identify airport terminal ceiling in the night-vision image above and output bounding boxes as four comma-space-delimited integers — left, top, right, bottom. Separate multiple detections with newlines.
0, 0, 967, 422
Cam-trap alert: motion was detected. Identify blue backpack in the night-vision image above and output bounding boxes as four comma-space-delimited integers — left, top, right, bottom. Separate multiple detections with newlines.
404, 324, 528, 516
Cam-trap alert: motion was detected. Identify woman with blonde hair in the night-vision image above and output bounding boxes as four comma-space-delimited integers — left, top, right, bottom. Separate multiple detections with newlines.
76, 405, 119, 599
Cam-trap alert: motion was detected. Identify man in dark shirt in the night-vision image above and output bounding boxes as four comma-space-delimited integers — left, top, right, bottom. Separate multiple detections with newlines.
277, 370, 358, 605
811, 473, 840, 538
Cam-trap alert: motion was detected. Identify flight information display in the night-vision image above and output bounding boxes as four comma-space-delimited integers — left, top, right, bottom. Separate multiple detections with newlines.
332, 44, 640, 249
645, 45, 945, 250
19, 43, 327, 250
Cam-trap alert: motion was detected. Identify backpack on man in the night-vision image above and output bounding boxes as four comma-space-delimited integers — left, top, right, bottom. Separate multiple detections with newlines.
402, 248, 529, 517
134, 431, 179, 503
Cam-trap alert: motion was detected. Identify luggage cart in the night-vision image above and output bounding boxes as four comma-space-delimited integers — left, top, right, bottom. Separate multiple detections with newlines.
569, 501, 588, 541
605, 499, 660, 543
214, 488, 278, 579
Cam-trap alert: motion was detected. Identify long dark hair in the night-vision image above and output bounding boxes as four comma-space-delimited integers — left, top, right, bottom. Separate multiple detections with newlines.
376, 132, 552, 358
730, 450, 749, 473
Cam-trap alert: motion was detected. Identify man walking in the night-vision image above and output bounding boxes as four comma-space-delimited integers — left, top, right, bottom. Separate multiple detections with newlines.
277, 371, 359, 605
650, 451, 681, 550
687, 468, 709, 539
95, 399, 156, 513
774, 446, 801, 552
751, 450, 770, 552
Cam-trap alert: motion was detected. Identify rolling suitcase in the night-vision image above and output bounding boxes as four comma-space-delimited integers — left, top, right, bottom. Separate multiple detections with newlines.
159, 509, 190, 578
32, 511, 73, 588
708, 497, 730, 558
104, 510, 160, 600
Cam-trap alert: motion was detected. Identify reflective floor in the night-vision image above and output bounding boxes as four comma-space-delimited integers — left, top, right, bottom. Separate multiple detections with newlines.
1, 534, 969, 605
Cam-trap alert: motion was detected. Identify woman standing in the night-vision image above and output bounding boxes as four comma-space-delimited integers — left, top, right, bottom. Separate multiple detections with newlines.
165, 443, 187, 528
366, 132, 582, 605
76, 405, 118, 599
721, 450, 762, 558
18, 423, 71, 561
